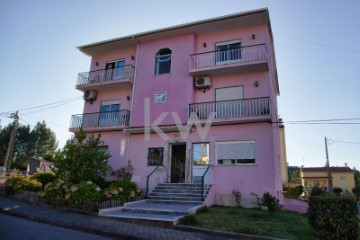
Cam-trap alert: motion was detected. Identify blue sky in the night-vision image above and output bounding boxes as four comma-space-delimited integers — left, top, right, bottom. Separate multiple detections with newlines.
0, 0, 359, 169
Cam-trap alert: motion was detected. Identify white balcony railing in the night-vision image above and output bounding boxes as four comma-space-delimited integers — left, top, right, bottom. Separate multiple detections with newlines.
189, 44, 267, 70
188, 97, 271, 120
77, 65, 135, 86
70, 110, 130, 129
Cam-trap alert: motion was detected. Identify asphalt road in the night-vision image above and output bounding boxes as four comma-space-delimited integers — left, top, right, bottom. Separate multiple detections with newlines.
0, 213, 112, 240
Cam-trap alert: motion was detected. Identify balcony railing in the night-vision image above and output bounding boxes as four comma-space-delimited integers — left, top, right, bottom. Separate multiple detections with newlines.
70, 110, 130, 129
188, 97, 271, 120
189, 44, 267, 70
77, 65, 135, 86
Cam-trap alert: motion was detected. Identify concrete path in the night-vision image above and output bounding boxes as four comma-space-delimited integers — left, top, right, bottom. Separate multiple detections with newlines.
0, 193, 278, 240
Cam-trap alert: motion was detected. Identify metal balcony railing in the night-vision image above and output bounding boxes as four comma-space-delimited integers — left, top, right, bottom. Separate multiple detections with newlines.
70, 110, 130, 129
77, 65, 135, 86
188, 97, 271, 120
189, 44, 267, 70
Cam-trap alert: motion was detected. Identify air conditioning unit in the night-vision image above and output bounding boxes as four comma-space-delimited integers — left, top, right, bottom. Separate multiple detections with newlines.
195, 76, 211, 90
83, 90, 97, 103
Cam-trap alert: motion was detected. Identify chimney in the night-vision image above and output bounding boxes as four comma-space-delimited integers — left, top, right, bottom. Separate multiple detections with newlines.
345, 162, 348, 167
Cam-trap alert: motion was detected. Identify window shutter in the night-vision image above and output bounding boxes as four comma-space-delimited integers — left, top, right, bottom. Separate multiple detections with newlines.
216, 86, 244, 101
216, 141, 256, 160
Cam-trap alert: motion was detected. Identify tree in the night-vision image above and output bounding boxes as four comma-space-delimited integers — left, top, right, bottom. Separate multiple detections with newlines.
0, 121, 58, 166
52, 128, 111, 183
29, 121, 58, 160
353, 168, 360, 187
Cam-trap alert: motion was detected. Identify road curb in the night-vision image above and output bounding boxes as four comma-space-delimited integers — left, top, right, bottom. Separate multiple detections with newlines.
0, 207, 141, 240
175, 225, 282, 240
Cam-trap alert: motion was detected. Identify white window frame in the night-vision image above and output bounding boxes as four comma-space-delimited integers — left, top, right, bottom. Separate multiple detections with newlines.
216, 140, 256, 166
155, 49, 172, 75
106, 59, 125, 80
215, 39, 242, 65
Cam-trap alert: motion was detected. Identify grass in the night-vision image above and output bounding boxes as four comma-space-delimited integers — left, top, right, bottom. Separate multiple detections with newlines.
180, 206, 316, 240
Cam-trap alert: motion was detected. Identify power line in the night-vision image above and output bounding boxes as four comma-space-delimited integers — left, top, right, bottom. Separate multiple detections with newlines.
274, 32, 360, 55
328, 139, 360, 145
21, 98, 82, 115
0, 96, 82, 115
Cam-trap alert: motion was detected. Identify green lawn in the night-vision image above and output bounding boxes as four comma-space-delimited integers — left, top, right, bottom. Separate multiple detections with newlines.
181, 206, 316, 240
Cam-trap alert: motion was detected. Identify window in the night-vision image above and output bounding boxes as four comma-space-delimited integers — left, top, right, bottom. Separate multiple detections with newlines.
105, 59, 125, 80
192, 143, 209, 166
155, 48, 172, 74
99, 100, 120, 126
97, 146, 109, 154
215, 40, 241, 63
216, 140, 256, 165
148, 148, 164, 166
215, 86, 244, 118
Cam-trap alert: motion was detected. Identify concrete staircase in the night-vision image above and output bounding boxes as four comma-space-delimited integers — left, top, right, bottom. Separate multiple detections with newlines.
147, 183, 204, 205
99, 183, 206, 226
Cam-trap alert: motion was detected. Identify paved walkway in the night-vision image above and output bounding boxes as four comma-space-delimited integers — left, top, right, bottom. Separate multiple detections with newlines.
0, 194, 275, 240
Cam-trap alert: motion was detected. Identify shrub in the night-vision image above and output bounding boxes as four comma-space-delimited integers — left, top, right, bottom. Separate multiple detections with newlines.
39, 179, 67, 200
4, 176, 42, 195
30, 172, 56, 188
333, 187, 343, 196
285, 185, 304, 199
232, 190, 242, 207
309, 186, 325, 196
69, 181, 103, 203
103, 180, 139, 202
307, 196, 359, 240
352, 185, 360, 197
111, 160, 134, 181
262, 192, 280, 213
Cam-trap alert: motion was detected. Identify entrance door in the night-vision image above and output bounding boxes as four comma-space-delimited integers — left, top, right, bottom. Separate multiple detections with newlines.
170, 144, 186, 183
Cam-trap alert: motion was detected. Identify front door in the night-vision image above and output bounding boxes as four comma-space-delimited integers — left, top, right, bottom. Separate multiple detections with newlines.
170, 144, 186, 183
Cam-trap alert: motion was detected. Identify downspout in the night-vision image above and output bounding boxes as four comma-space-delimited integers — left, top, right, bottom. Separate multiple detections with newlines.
125, 36, 140, 166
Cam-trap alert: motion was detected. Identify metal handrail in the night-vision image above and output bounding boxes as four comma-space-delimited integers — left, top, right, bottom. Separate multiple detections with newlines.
77, 65, 135, 86
201, 165, 213, 200
188, 97, 271, 120
190, 43, 266, 56
146, 165, 166, 196
70, 110, 130, 128
189, 44, 267, 70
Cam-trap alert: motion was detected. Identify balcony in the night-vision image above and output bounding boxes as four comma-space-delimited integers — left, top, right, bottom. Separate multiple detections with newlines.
69, 110, 130, 132
76, 65, 135, 91
189, 44, 268, 76
188, 97, 271, 124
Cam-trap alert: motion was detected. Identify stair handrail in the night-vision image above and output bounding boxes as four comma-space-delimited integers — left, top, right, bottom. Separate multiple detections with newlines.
201, 165, 214, 200
146, 165, 166, 196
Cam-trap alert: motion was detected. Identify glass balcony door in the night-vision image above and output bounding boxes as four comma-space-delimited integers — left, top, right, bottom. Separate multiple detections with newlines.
98, 100, 120, 126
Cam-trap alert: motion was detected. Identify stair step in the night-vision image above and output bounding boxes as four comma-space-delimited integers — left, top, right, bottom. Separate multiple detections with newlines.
147, 199, 204, 205
157, 183, 202, 188
122, 207, 187, 216
149, 192, 202, 197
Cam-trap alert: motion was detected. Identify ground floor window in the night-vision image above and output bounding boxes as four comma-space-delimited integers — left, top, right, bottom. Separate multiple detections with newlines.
148, 148, 164, 166
216, 140, 256, 165
192, 143, 209, 165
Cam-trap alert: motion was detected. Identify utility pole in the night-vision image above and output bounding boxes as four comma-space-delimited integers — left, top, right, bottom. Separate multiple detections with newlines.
325, 137, 333, 191
3, 111, 19, 173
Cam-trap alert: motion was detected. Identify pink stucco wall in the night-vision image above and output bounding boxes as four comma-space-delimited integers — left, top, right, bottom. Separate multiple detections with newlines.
77, 17, 283, 206
128, 123, 276, 199
83, 86, 132, 114
96, 131, 128, 171
89, 47, 136, 72
130, 34, 196, 127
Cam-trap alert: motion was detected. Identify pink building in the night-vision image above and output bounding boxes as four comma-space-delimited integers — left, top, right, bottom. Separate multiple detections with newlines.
70, 8, 285, 206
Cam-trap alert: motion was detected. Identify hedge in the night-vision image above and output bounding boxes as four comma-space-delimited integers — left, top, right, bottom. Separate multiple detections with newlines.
307, 196, 359, 240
